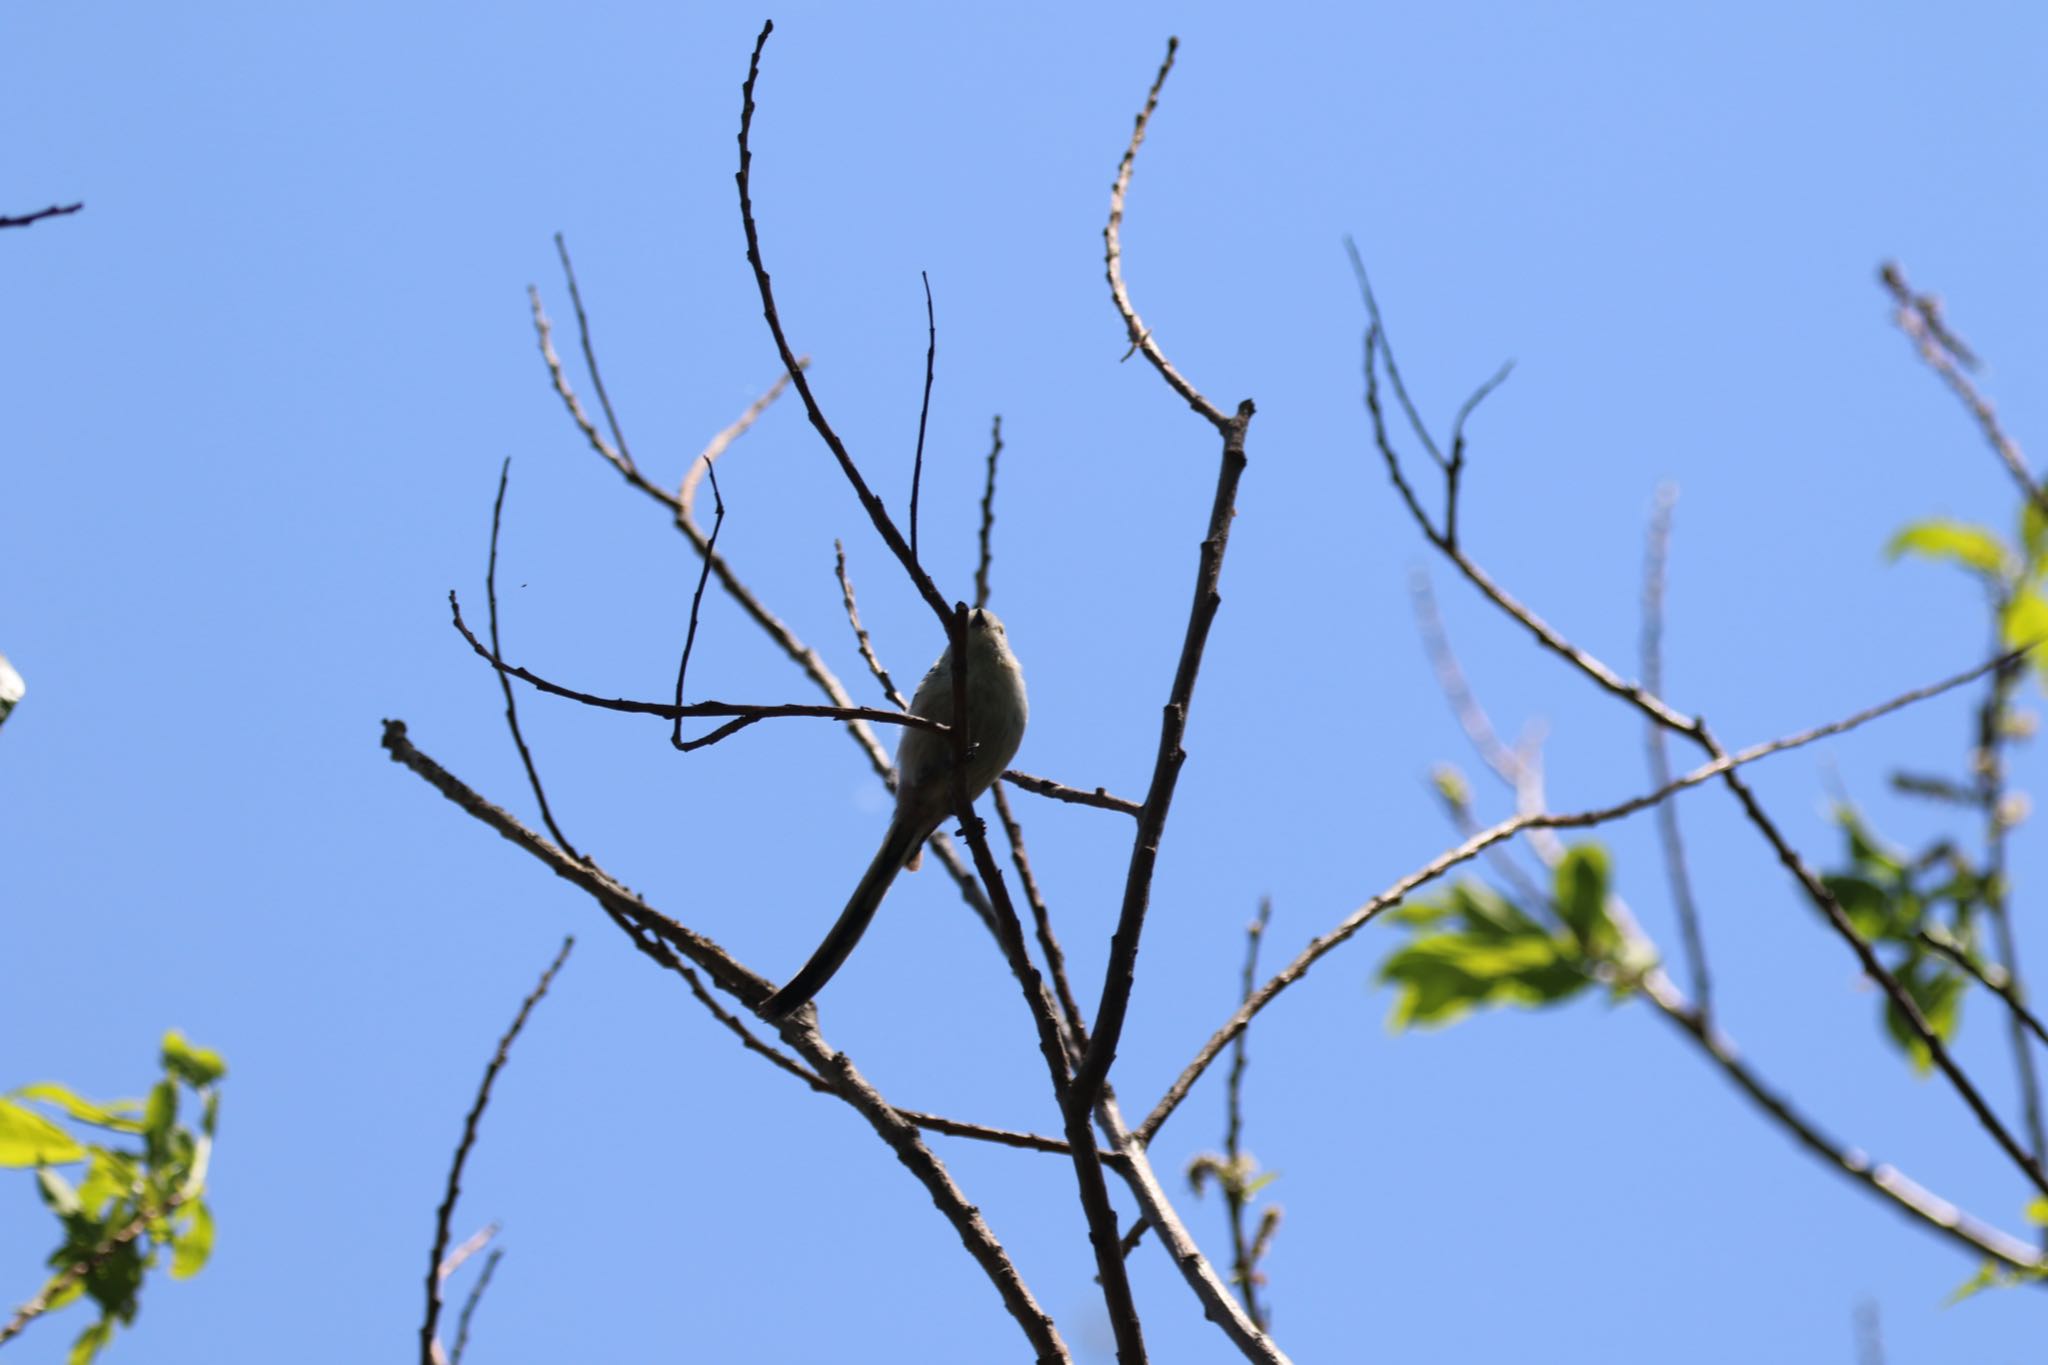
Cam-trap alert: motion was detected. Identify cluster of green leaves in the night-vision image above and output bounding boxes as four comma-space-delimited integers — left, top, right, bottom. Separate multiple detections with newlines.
1, 1031, 224, 1363
1819, 807, 1991, 1075
1376, 844, 1652, 1030
1887, 501, 2048, 686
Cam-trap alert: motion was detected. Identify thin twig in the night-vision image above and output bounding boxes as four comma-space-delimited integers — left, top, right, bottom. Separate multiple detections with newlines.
530, 275, 1007, 937
1221, 900, 1274, 1330
484, 460, 580, 859
422, 937, 573, 1365
1920, 932, 2048, 1050
1139, 643, 2030, 1142
449, 590, 942, 735
1102, 37, 1228, 428
994, 781, 1089, 1058
1879, 262, 2048, 517
1357, 268, 2048, 1196
447, 1247, 503, 1365
0, 202, 82, 230
552, 234, 637, 476
975, 415, 1004, 610
1343, 241, 1446, 471
671, 454, 726, 749
910, 271, 936, 568
1078, 35, 1257, 1116
1641, 484, 1710, 1016
380, 719, 1071, 1362
736, 21, 952, 627
940, 600, 1148, 1363
835, 541, 908, 709
437, 1222, 498, 1284
1000, 769, 1143, 817
1639, 969, 2043, 1269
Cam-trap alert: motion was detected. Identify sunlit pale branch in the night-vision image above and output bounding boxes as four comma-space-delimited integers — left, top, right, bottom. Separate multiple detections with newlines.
1640, 484, 1711, 1017
1356, 266, 2048, 1197
1140, 643, 2032, 1143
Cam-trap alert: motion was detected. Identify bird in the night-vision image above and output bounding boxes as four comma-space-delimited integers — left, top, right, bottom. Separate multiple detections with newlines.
761, 607, 1027, 1020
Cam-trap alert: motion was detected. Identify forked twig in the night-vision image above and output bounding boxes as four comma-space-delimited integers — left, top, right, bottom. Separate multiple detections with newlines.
422, 938, 573, 1365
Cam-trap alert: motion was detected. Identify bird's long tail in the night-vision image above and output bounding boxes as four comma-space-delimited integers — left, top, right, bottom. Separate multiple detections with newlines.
761, 815, 926, 1020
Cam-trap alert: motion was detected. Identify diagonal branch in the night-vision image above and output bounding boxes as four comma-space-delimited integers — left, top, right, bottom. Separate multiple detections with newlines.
380, 719, 1071, 1362
736, 21, 952, 626
422, 937, 573, 1365
1139, 644, 2030, 1142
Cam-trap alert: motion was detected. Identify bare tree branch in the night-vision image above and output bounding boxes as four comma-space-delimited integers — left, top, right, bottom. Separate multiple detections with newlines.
910, 272, 936, 568
422, 937, 573, 1365
670, 454, 726, 749
483, 460, 580, 859
1640, 484, 1711, 1017
381, 719, 1072, 1362
736, 21, 952, 626
1140, 644, 2030, 1142
0, 202, 82, 230
1077, 36, 1258, 1116
1879, 261, 2048, 517
975, 415, 1004, 610
1355, 270, 2048, 1198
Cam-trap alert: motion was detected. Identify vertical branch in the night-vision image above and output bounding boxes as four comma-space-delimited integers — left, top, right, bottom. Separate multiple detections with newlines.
975, 415, 1004, 610
735, 21, 953, 626
941, 603, 1149, 1363
671, 455, 727, 749
484, 460, 580, 860
552, 234, 637, 475
1640, 484, 1710, 1017
910, 271, 936, 569
993, 781, 1088, 1054
1078, 35, 1257, 1112
1976, 644, 2045, 1188
421, 938, 574, 1365
1222, 899, 1274, 1330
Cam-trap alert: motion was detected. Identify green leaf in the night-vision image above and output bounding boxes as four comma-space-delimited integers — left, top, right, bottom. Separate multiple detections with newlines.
1379, 930, 1589, 1029
2026, 1197, 2048, 1227
2022, 499, 2047, 571
1882, 961, 1966, 1075
1887, 518, 2013, 579
142, 1081, 177, 1161
1822, 874, 1897, 940
67, 1317, 114, 1365
170, 1200, 215, 1279
160, 1032, 226, 1088
0, 1096, 86, 1166
14, 1083, 145, 1134
1553, 843, 1618, 956
2002, 589, 2048, 690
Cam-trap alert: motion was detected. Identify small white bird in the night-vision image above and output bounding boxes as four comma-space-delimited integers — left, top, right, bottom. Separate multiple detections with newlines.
762, 607, 1028, 1019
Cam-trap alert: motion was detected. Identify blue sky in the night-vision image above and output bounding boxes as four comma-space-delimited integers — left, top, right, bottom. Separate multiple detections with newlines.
4, 4, 2046, 1361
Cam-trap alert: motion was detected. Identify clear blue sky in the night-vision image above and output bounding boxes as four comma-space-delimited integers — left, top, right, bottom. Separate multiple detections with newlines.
5, 4, 2046, 1361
